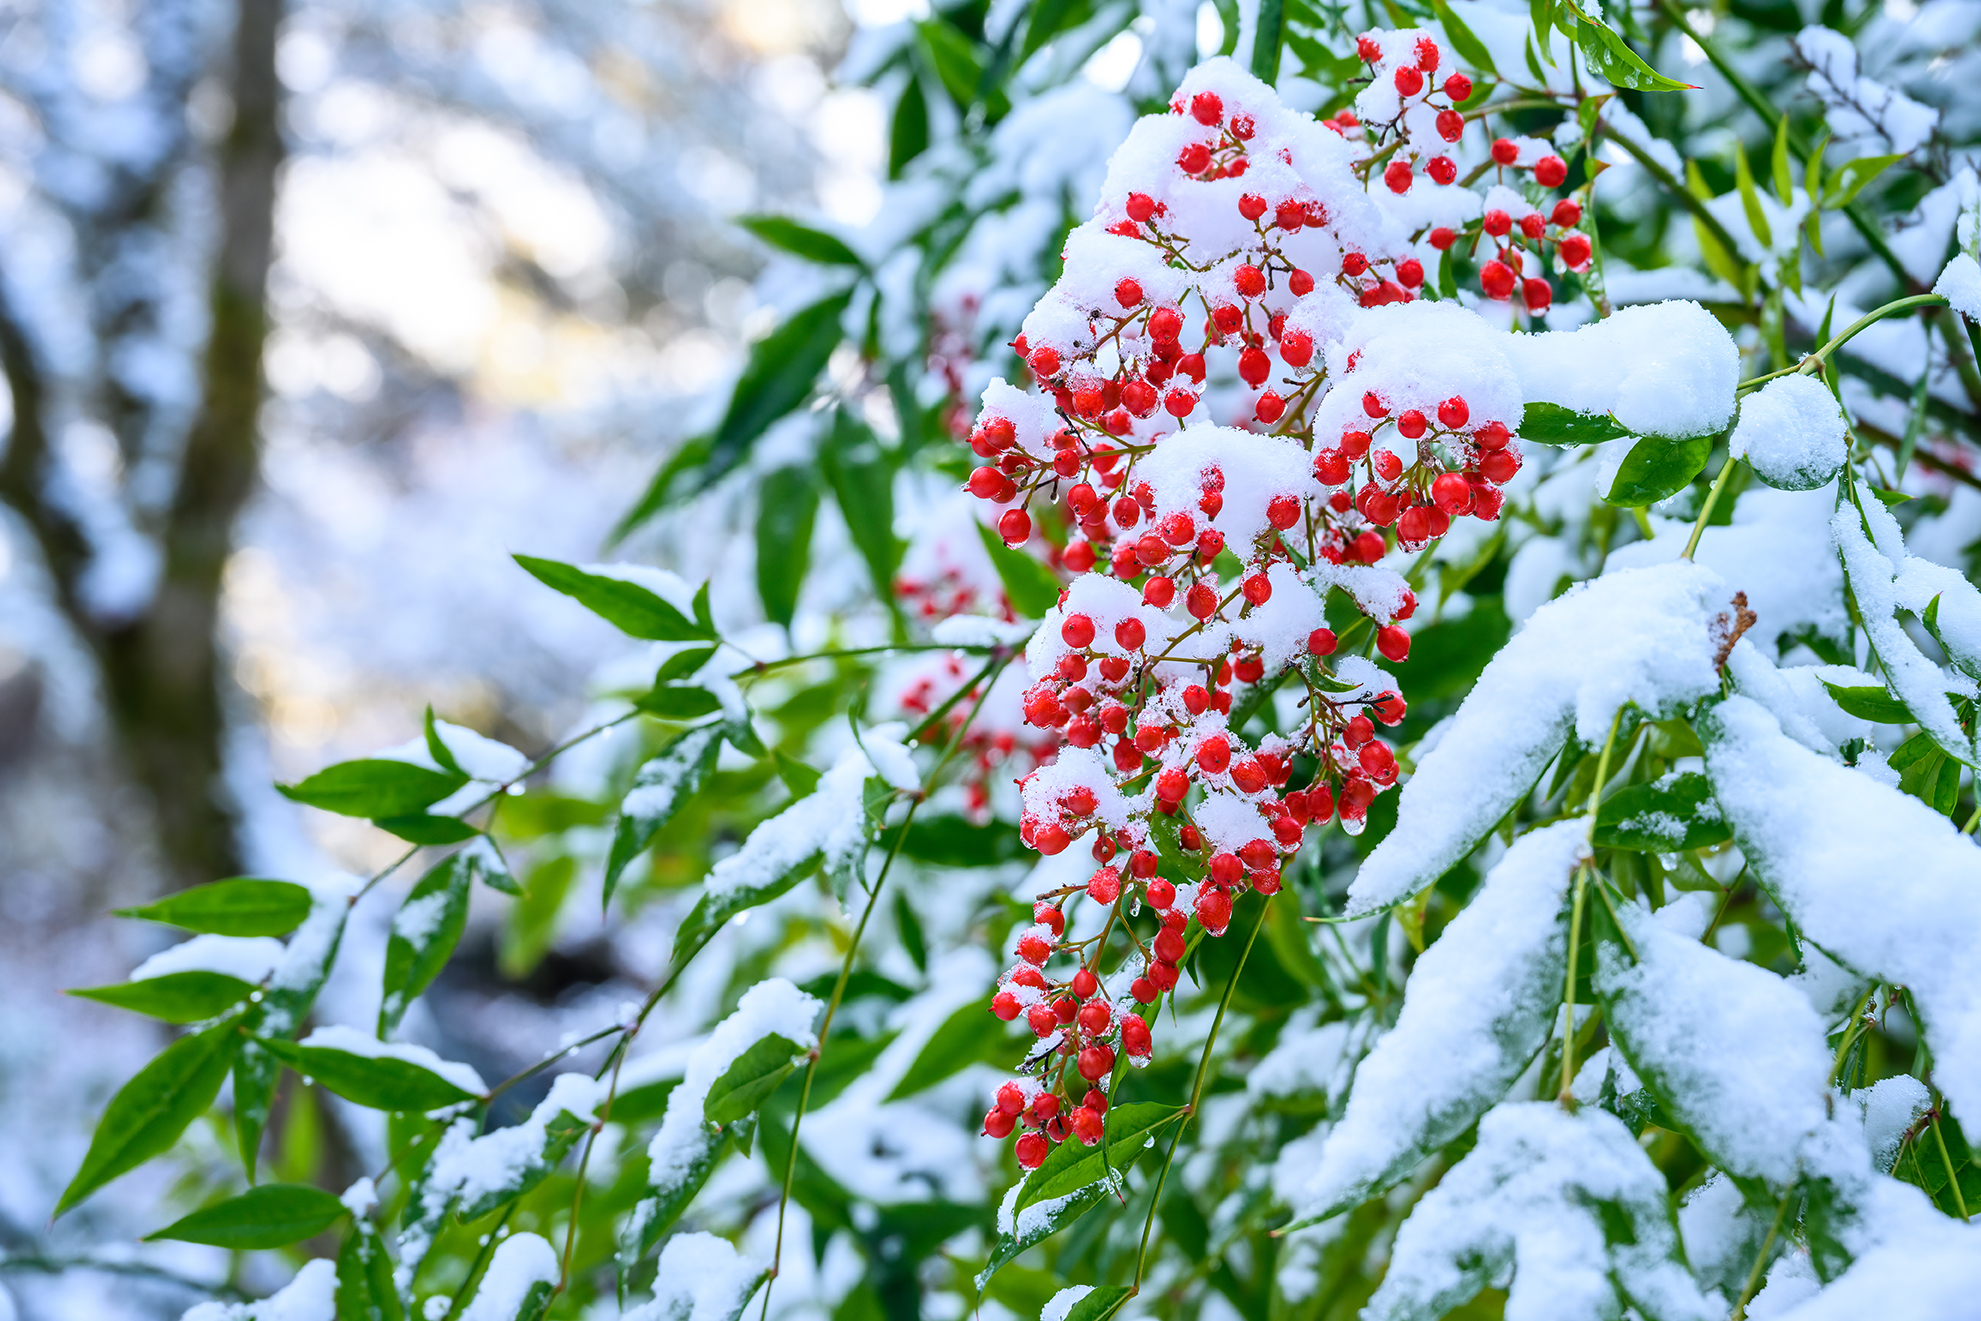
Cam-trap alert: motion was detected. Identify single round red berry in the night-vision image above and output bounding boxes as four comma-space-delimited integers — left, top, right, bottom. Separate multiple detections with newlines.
1029, 346, 1061, 378
1491, 137, 1519, 165
1343, 715, 1374, 746
1341, 251, 1368, 276
1287, 268, 1314, 297
1129, 849, 1158, 879
1143, 575, 1176, 607
1483, 208, 1511, 237
1178, 142, 1211, 174
1234, 264, 1266, 298
1480, 447, 1522, 483
1088, 866, 1121, 903
1560, 233, 1592, 269
1377, 626, 1412, 662
1015, 1132, 1050, 1168
1231, 759, 1267, 793
1035, 823, 1069, 855
1239, 345, 1271, 386
984, 1107, 1016, 1138
1071, 1105, 1104, 1145
1000, 508, 1032, 545
1279, 329, 1313, 367
1077, 1001, 1111, 1035
1131, 977, 1157, 1003
1426, 155, 1457, 185
1116, 277, 1144, 308
1398, 504, 1431, 544
1435, 109, 1464, 143
1186, 582, 1218, 619
1256, 391, 1286, 424
1148, 306, 1182, 341
1429, 226, 1456, 250
1147, 878, 1176, 908
1268, 494, 1300, 529
1437, 396, 1470, 429
1552, 199, 1582, 227
1397, 258, 1425, 289
1432, 472, 1475, 514
1078, 1044, 1116, 1081
1190, 91, 1223, 125
1197, 734, 1231, 774
1480, 261, 1515, 300
1397, 410, 1427, 439
1238, 192, 1267, 220
1243, 573, 1271, 605
1308, 628, 1337, 656
1384, 159, 1413, 194
1393, 66, 1424, 97
1196, 887, 1233, 933
1165, 388, 1197, 418
992, 991, 1020, 1020
1115, 617, 1147, 650
1126, 192, 1155, 222
1061, 613, 1095, 648
1522, 277, 1552, 314
1443, 72, 1472, 101
1534, 154, 1568, 187
1363, 391, 1388, 418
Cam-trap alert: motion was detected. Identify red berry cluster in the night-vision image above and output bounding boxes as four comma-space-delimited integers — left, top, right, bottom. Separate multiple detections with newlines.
1425, 140, 1592, 314
1354, 35, 1477, 198
961, 50, 1545, 1172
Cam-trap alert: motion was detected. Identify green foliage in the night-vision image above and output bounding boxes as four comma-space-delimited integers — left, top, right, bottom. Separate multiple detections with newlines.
115, 878, 314, 936
147, 1183, 349, 1249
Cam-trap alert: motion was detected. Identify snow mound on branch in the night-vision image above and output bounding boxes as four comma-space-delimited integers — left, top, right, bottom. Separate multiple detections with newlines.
1350, 560, 1723, 914
1502, 301, 1739, 439
1933, 253, 1981, 324
1136, 425, 1319, 556
1793, 26, 1940, 156
1729, 374, 1848, 491
296, 1025, 487, 1095
1702, 696, 1981, 1123
1298, 820, 1584, 1220
631, 1232, 765, 1321
1597, 899, 1831, 1186
1308, 300, 1523, 457
459, 1232, 557, 1321
130, 934, 285, 983
182, 1259, 335, 1320
1767, 1217, 1981, 1320
1367, 1102, 1717, 1321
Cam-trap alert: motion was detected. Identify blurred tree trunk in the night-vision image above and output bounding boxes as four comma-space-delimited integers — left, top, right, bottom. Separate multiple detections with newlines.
0, 0, 284, 890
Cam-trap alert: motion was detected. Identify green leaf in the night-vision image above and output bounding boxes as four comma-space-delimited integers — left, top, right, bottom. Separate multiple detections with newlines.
774, 749, 823, 799
756, 465, 822, 629
1017, 1103, 1185, 1211
1603, 436, 1711, 507
703, 1033, 813, 1125
71, 972, 258, 1024
116, 879, 315, 937
146, 1183, 348, 1249
897, 815, 1027, 867
234, 1040, 279, 1179
378, 853, 473, 1036
1519, 402, 1631, 445
736, 214, 863, 267
1437, 246, 1457, 300
655, 646, 717, 685
512, 555, 713, 642
884, 999, 1009, 1101
1820, 682, 1913, 724
634, 685, 724, 720
603, 724, 727, 909
58, 1018, 243, 1213
1530, 0, 1556, 65
1733, 145, 1773, 249
1593, 771, 1732, 851
823, 410, 900, 609
1251, 0, 1284, 81
1432, 0, 1497, 72
1064, 1287, 1137, 1321
1019, 0, 1090, 61
455, 1099, 593, 1222
889, 72, 929, 178
260, 899, 348, 1037
263, 1039, 482, 1111
975, 521, 1063, 620
919, 18, 987, 109
336, 1220, 404, 1321
619, 1129, 725, 1273
1823, 153, 1902, 210
695, 290, 855, 500
1569, 8, 1695, 90
1771, 114, 1795, 207
278, 760, 468, 820
372, 814, 480, 845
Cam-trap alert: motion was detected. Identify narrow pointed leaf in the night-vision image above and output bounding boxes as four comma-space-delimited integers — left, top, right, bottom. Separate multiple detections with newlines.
146, 1183, 349, 1249
378, 853, 473, 1036
277, 760, 468, 820
703, 1034, 811, 1125
602, 723, 726, 909
116, 879, 314, 937
58, 1018, 242, 1214
263, 1038, 482, 1111
512, 555, 713, 642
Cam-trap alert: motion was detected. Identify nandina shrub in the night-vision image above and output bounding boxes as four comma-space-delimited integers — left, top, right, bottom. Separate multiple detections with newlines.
47, 7, 1981, 1321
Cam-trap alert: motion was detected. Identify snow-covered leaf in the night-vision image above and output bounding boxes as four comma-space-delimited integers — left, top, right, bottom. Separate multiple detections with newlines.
634, 1232, 767, 1321
1367, 1102, 1717, 1321
277, 758, 468, 820
512, 554, 714, 642
378, 852, 473, 1036
1518, 401, 1631, 445
72, 971, 258, 1024
1017, 1102, 1183, 1211
1295, 822, 1583, 1224
1592, 771, 1730, 851
265, 1029, 484, 1111
701, 1033, 809, 1125
602, 723, 726, 910
1352, 561, 1722, 913
458, 1231, 558, 1321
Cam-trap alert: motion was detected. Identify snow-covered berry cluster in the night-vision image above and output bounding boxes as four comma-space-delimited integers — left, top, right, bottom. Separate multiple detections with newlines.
968, 47, 1566, 1168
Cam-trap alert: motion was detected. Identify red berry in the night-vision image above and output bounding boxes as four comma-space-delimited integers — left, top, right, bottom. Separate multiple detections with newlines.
1238, 838, 1275, 869
1314, 449, 1349, 485
1426, 155, 1457, 185
1288, 269, 1314, 298
1343, 715, 1374, 746
1186, 582, 1218, 619
1397, 504, 1431, 544
1196, 527, 1225, 559
1239, 345, 1271, 386
968, 466, 1003, 499
1182, 685, 1209, 716
1238, 192, 1267, 220
1116, 618, 1146, 650
1276, 199, 1308, 231
1308, 628, 1337, 657
1131, 977, 1158, 1003
1027, 1002, 1057, 1036
1437, 396, 1470, 429
1268, 494, 1300, 529
1129, 849, 1158, 878
1126, 192, 1155, 222
984, 1107, 1016, 1138
1393, 66, 1424, 97
1522, 278, 1553, 314
1480, 447, 1522, 483
1384, 159, 1413, 194
1341, 251, 1368, 276
1491, 137, 1519, 165
1279, 329, 1313, 367
992, 991, 1021, 1020
1480, 261, 1515, 300
1560, 234, 1592, 270
1415, 36, 1440, 70
1231, 759, 1267, 793
1362, 391, 1388, 418
1000, 508, 1032, 545
1144, 575, 1176, 607
1198, 735, 1231, 774
1534, 154, 1568, 187
1178, 142, 1211, 174
1483, 208, 1511, 237
1029, 346, 1061, 378
1032, 1091, 1061, 1122
1116, 277, 1144, 308
1433, 472, 1475, 514
1122, 1014, 1151, 1056
1156, 768, 1188, 804
1397, 410, 1427, 439
1234, 264, 1266, 298
998, 1081, 1027, 1114
1070, 1106, 1104, 1145
1377, 626, 1411, 662
1078, 1044, 1116, 1080
1429, 226, 1456, 250
1015, 1132, 1050, 1168
1340, 430, 1372, 459
1356, 34, 1382, 61
1373, 450, 1403, 482
1256, 391, 1286, 424
1359, 741, 1397, 776
1035, 823, 1069, 855
1089, 866, 1121, 903
1148, 877, 1176, 907
1272, 816, 1302, 846
1208, 852, 1243, 886
1196, 887, 1233, 933
1061, 613, 1096, 648
1165, 388, 1197, 418
1148, 306, 1182, 342
1443, 72, 1472, 102
1190, 91, 1223, 125
1552, 199, 1583, 227
1243, 573, 1272, 605
1078, 1001, 1112, 1036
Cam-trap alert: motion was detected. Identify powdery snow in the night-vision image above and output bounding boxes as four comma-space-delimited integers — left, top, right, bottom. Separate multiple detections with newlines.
1501, 301, 1739, 440
703, 730, 912, 901
181, 1259, 336, 1321
1703, 696, 1981, 1122
1933, 252, 1981, 324
1039, 1286, 1094, 1321
129, 934, 285, 984
1765, 1218, 1981, 1321
1793, 26, 1940, 156
295, 1024, 487, 1096
1366, 1101, 1717, 1321
630, 1231, 764, 1321
1351, 561, 1724, 913
417, 1073, 602, 1219
1298, 821, 1586, 1220
457, 1231, 557, 1321
1729, 375, 1848, 492
1596, 899, 1832, 1186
